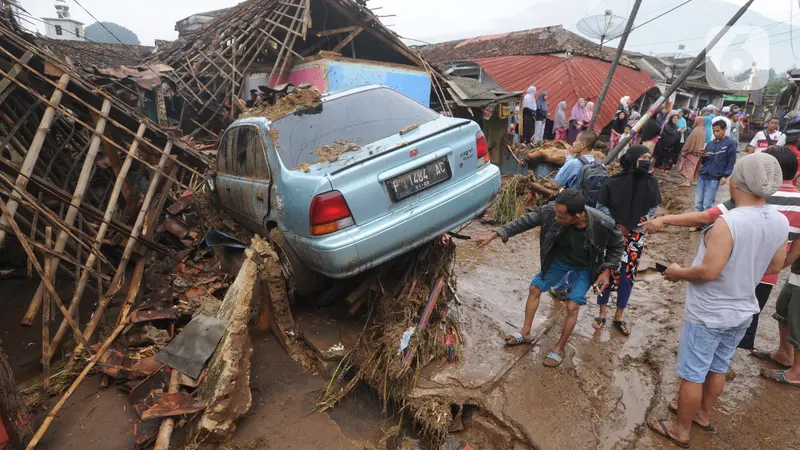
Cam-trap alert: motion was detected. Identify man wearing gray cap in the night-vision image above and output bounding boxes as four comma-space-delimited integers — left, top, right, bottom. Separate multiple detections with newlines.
648, 153, 789, 448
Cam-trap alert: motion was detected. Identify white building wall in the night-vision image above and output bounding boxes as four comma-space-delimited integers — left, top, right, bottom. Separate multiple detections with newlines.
44, 18, 84, 41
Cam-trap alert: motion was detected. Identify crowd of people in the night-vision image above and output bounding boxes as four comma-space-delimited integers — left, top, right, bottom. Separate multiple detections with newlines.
472, 100, 800, 447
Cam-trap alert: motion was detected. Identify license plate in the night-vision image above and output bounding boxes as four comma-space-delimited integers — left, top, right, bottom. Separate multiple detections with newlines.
386, 157, 451, 202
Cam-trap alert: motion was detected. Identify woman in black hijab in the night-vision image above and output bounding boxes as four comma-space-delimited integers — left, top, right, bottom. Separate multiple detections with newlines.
593, 145, 661, 336
654, 112, 681, 171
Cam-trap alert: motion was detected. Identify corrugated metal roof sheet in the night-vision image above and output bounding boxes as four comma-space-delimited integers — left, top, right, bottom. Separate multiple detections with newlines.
473, 55, 656, 132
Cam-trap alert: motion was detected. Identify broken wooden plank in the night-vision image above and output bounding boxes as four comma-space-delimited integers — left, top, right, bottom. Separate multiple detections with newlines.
0, 50, 32, 102
333, 26, 364, 52
316, 25, 359, 36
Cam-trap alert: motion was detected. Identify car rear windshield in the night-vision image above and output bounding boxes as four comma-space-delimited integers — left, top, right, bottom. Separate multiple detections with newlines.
271, 87, 439, 168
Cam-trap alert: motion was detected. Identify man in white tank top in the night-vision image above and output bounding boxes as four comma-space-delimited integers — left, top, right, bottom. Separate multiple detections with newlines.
648, 153, 789, 448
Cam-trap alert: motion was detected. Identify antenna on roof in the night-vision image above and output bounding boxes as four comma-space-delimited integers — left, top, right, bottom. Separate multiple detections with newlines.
576, 10, 627, 52
657, 44, 704, 84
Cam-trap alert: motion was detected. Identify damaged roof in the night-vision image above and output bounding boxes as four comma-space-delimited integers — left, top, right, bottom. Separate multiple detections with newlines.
474, 55, 655, 133
444, 76, 521, 107
417, 26, 637, 68
35, 37, 155, 71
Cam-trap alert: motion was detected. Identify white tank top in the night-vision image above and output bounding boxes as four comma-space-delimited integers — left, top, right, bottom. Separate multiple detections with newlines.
685, 205, 788, 328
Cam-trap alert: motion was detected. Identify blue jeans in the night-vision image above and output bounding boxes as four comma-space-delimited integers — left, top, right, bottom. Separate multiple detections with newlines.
676, 319, 751, 384
694, 176, 720, 212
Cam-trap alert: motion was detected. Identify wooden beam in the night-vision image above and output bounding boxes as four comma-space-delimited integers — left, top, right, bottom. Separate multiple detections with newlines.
0, 50, 32, 98
333, 27, 364, 52
316, 25, 359, 37
0, 73, 70, 248
47, 123, 147, 361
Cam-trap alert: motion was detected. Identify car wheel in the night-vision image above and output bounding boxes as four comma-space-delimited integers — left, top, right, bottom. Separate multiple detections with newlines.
268, 228, 326, 301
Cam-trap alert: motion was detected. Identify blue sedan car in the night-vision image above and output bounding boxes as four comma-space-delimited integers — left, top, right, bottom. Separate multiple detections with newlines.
209, 85, 500, 296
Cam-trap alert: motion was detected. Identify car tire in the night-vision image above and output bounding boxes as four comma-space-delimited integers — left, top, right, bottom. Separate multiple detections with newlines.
268, 228, 326, 301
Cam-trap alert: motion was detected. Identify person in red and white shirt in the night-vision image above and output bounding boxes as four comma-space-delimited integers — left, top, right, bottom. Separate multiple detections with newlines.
642, 146, 800, 351
748, 118, 787, 153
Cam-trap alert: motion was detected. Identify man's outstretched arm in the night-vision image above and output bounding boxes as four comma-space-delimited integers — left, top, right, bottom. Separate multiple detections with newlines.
665, 218, 733, 282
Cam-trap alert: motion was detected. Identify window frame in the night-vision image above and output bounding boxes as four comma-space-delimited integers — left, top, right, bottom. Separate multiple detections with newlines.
54, 25, 63, 36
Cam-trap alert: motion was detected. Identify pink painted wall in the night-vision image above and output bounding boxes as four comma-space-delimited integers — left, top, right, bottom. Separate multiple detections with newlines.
269, 63, 327, 91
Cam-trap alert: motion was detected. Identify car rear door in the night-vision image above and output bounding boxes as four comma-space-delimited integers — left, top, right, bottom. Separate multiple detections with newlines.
237, 125, 271, 227
215, 128, 239, 216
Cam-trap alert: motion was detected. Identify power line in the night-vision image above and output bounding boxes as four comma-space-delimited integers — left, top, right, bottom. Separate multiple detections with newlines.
628, 0, 693, 34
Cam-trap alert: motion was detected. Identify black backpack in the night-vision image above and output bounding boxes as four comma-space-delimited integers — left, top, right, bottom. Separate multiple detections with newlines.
577, 156, 609, 207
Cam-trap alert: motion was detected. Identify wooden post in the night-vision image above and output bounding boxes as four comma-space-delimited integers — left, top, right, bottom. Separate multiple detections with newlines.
46, 123, 147, 361
75, 140, 175, 357
153, 368, 180, 450
42, 227, 52, 391
0, 73, 70, 248
0, 338, 33, 448
0, 50, 33, 105
23, 99, 112, 326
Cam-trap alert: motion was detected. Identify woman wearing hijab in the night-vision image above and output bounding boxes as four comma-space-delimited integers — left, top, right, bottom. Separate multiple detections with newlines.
522, 86, 537, 146
703, 106, 716, 143
639, 118, 662, 153
654, 112, 681, 171
610, 110, 629, 150
567, 98, 587, 144
553, 101, 568, 142
676, 110, 688, 144
618, 95, 631, 115
593, 145, 661, 336
677, 116, 706, 187
534, 91, 548, 144
585, 101, 595, 123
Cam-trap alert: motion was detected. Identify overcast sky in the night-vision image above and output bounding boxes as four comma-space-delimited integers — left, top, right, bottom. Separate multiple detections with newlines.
13, 0, 797, 65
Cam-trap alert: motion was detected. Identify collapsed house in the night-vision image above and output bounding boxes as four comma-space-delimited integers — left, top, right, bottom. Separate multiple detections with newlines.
150, 0, 452, 145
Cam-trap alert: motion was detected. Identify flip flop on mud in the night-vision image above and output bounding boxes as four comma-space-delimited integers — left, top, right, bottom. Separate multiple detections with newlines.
749, 350, 792, 369
592, 317, 607, 330
613, 320, 631, 336
504, 332, 532, 346
668, 403, 715, 432
760, 368, 800, 387
543, 351, 563, 367
647, 418, 690, 448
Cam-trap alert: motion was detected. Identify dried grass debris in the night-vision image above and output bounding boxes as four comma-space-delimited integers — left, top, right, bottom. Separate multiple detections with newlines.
239, 86, 323, 122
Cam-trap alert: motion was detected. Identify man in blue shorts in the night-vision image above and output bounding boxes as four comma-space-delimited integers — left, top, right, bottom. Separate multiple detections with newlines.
472, 189, 624, 367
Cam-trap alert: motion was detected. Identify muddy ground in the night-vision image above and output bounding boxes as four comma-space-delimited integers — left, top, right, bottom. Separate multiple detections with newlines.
3, 173, 800, 449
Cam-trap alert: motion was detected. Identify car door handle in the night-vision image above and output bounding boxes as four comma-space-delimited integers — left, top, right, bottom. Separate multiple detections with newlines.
256, 192, 265, 201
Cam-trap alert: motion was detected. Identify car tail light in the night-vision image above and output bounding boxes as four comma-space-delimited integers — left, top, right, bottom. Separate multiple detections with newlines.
476, 130, 490, 166
310, 191, 354, 236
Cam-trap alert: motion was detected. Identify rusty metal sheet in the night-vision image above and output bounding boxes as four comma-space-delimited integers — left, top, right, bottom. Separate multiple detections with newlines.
166, 191, 195, 215
130, 309, 178, 323
155, 314, 225, 378
133, 418, 160, 446
139, 391, 205, 420
163, 217, 189, 239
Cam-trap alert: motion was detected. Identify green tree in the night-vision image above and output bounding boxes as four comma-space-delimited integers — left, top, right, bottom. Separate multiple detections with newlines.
84, 22, 140, 45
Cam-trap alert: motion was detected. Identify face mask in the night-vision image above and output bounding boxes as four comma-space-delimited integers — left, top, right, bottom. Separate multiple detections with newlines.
637, 160, 652, 173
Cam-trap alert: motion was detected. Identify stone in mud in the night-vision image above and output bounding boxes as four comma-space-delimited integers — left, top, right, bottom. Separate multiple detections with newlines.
125, 323, 170, 347
195, 244, 262, 441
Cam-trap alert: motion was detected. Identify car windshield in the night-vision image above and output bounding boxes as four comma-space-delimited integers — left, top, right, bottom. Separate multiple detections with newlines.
271, 87, 439, 168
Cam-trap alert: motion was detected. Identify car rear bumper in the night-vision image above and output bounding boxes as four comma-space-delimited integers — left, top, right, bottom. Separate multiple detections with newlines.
286, 164, 501, 279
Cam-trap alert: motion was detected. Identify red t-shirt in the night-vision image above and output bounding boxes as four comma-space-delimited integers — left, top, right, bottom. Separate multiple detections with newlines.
708, 182, 800, 285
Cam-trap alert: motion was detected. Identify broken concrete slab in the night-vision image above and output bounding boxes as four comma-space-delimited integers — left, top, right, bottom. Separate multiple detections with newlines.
194, 241, 262, 441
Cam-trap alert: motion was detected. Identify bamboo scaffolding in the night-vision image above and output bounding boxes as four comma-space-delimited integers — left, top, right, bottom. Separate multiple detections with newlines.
41, 227, 52, 391
0, 73, 70, 247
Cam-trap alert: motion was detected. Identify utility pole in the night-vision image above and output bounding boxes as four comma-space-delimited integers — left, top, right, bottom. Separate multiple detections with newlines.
605, 0, 757, 164
588, 0, 643, 131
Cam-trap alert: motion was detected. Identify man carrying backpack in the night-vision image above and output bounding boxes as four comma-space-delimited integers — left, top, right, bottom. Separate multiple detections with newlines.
554, 130, 609, 206
471, 189, 625, 367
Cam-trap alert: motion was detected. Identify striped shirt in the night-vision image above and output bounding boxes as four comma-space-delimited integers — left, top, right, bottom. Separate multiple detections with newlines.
708, 182, 800, 285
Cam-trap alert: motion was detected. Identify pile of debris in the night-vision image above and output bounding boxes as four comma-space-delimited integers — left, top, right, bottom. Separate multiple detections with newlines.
490, 172, 559, 224
239, 85, 323, 122
317, 237, 461, 444
512, 140, 607, 166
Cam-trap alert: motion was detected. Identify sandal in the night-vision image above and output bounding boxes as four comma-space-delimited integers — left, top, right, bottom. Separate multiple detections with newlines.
613, 320, 631, 336
592, 317, 607, 330
647, 418, 690, 448
543, 351, 563, 367
668, 403, 715, 432
504, 332, 532, 346
750, 350, 792, 369
760, 368, 800, 387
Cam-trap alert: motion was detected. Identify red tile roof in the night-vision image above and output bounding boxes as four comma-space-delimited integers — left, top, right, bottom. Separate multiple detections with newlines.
474, 55, 655, 132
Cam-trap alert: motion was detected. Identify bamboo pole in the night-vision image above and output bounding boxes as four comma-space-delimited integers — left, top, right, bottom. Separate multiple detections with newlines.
41, 227, 52, 391
153, 368, 180, 450
75, 140, 174, 357
24, 99, 112, 325
25, 316, 129, 450
47, 123, 147, 360
0, 73, 70, 248
0, 196, 92, 354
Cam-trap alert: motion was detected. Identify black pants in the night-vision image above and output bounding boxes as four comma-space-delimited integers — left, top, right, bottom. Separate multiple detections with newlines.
738, 282, 774, 350
522, 110, 535, 144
